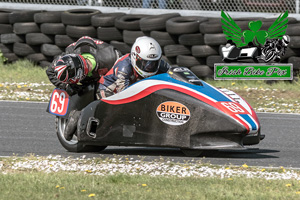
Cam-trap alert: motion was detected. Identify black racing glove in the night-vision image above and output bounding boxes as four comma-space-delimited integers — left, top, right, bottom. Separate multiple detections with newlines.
65, 84, 78, 96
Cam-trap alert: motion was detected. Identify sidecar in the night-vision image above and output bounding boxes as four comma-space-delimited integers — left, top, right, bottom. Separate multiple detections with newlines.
47, 67, 264, 156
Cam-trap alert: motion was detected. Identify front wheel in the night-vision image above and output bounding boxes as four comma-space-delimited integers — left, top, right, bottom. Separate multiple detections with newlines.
56, 116, 106, 152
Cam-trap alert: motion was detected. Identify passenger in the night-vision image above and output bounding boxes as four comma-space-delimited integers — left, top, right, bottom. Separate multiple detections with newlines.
99, 36, 171, 98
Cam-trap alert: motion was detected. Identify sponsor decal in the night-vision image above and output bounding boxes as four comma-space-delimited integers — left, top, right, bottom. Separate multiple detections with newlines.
214, 63, 292, 80
147, 54, 158, 58
215, 10, 292, 80
135, 46, 140, 53
156, 101, 190, 125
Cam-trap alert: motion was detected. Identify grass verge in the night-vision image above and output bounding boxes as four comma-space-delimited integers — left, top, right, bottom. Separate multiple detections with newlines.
1, 155, 300, 200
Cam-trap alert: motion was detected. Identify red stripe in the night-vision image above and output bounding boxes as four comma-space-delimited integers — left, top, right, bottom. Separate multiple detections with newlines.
102, 84, 250, 132
78, 54, 88, 75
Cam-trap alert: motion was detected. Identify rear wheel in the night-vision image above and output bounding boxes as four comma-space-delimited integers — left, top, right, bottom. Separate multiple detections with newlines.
56, 116, 106, 152
181, 149, 203, 157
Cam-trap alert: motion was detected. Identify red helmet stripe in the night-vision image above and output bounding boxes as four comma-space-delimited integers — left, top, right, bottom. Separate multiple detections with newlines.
78, 54, 89, 75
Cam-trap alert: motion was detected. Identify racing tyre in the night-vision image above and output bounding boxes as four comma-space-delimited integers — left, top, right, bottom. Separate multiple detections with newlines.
56, 117, 107, 152
91, 12, 125, 27
139, 13, 180, 31
0, 24, 13, 34
1, 33, 25, 44
166, 16, 207, 35
110, 40, 131, 54
34, 11, 62, 23
204, 33, 227, 46
40, 23, 66, 35
178, 33, 204, 46
61, 9, 101, 26
66, 25, 96, 38
163, 45, 191, 57
150, 31, 178, 47
13, 22, 40, 34
55, 35, 76, 47
181, 149, 203, 157
97, 27, 123, 42
114, 14, 147, 31
123, 30, 146, 45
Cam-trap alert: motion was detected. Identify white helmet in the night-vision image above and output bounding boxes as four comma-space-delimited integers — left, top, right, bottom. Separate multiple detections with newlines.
131, 36, 162, 78
282, 35, 290, 47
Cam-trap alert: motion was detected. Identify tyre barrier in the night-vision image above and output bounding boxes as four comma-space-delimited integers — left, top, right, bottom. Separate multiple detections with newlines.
0, 8, 299, 80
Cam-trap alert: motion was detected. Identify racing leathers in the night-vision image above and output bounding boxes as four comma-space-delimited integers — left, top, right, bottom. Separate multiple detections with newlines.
46, 36, 121, 95
46, 36, 121, 141
99, 53, 171, 98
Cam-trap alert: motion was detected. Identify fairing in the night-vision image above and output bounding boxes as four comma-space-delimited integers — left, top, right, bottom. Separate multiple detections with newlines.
77, 72, 261, 149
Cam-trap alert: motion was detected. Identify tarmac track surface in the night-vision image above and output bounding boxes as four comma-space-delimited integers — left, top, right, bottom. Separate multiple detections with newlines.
1, 101, 300, 168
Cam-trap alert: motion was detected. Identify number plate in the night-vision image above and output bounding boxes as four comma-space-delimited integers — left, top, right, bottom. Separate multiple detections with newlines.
217, 101, 249, 115
49, 89, 69, 116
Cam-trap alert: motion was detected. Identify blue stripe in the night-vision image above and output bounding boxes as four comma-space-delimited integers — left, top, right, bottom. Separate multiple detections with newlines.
139, 73, 232, 102
238, 114, 257, 131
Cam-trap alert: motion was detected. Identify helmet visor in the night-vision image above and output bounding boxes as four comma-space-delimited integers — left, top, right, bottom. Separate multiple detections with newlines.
136, 54, 160, 73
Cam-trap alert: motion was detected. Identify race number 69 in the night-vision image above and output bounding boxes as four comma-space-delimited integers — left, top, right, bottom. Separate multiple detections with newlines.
49, 89, 69, 116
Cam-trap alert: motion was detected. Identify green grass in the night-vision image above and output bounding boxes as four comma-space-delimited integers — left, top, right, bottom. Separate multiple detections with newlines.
0, 60, 49, 83
1, 172, 300, 200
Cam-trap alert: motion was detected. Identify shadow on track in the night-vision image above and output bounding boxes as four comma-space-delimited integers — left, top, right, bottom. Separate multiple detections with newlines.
100, 147, 279, 159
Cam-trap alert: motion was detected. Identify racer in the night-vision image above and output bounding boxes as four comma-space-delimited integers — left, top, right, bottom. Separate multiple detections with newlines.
46, 36, 121, 96
260, 35, 290, 62
46, 36, 121, 141
99, 36, 171, 98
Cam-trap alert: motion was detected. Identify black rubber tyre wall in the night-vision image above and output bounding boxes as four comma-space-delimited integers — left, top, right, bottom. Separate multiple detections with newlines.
26, 33, 54, 45
164, 44, 191, 57
41, 44, 63, 57
9, 10, 41, 24
55, 35, 76, 47
1, 33, 25, 44
0, 43, 13, 53
206, 55, 223, 68
66, 25, 97, 38
61, 9, 101, 26
0, 9, 14, 24
114, 14, 148, 31
204, 33, 227, 46
3, 53, 19, 63
178, 33, 204, 46
40, 23, 66, 35
110, 40, 131, 54
139, 13, 180, 31
25, 53, 48, 63
91, 12, 125, 27
13, 42, 40, 56
176, 55, 206, 68
97, 27, 123, 42
166, 16, 208, 35
0, 24, 13, 34
192, 45, 219, 57
13, 22, 40, 34
34, 11, 62, 23
150, 31, 178, 47
289, 36, 300, 48
123, 30, 146, 45
190, 65, 214, 78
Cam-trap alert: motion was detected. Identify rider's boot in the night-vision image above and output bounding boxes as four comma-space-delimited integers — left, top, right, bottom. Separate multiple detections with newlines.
64, 110, 81, 141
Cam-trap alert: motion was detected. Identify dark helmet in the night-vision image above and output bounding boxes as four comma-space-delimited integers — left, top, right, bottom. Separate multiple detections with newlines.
54, 54, 88, 84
